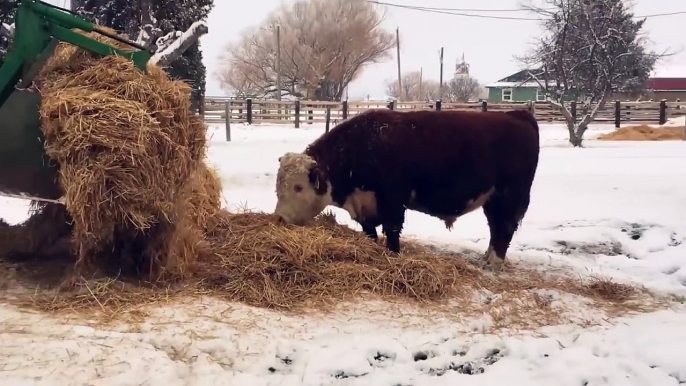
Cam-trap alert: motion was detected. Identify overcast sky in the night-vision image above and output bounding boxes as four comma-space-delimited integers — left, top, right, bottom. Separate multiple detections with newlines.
47, 0, 686, 100
201, 0, 686, 99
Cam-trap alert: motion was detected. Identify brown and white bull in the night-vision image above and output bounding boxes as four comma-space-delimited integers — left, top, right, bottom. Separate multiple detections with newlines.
274, 108, 540, 271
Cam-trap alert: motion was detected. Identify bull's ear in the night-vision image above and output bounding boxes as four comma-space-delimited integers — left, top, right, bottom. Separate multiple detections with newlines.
308, 166, 328, 195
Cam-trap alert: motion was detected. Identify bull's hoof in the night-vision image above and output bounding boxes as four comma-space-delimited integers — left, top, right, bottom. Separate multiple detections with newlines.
478, 249, 505, 272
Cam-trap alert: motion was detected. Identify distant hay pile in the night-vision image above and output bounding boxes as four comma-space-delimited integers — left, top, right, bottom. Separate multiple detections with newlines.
598, 124, 686, 141
34, 27, 216, 279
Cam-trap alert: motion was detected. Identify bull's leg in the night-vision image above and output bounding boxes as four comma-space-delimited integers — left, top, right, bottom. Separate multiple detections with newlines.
360, 221, 378, 241
379, 201, 407, 254
480, 190, 531, 271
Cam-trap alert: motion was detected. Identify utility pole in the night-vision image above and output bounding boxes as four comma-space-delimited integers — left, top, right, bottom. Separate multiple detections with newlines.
276, 25, 282, 101
439, 47, 444, 100
419, 67, 423, 101
396, 27, 402, 101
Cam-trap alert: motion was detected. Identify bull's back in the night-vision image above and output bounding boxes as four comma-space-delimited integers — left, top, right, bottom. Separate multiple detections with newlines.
309, 108, 539, 209
377, 110, 539, 176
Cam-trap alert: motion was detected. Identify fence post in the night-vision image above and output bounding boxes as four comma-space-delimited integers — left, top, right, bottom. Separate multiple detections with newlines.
614, 100, 621, 128
200, 95, 205, 118
659, 99, 667, 125
294, 100, 301, 128
308, 106, 313, 124
325, 106, 331, 133
388, 100, 395, 110
342, 100, 348, 120
571, 101, 577, 123
246, 98, 253, 125
481, 100, 487, 112
230, 101, 231, 142
436, 100, 442, 111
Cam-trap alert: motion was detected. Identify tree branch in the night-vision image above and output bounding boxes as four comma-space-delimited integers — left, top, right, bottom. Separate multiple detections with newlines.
135, 0, 161, 48
1, 22, 14, 38
150, 21, 208, 67
576, 87, 612, 139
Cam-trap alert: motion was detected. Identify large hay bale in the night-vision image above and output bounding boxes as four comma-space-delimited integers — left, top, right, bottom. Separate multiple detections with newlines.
32, 29, 218, 279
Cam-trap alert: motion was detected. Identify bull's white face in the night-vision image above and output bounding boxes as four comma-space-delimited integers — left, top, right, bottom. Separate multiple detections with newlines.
274, 152, 332, 225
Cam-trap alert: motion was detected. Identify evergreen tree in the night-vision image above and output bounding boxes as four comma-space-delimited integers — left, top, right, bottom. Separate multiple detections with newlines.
0, 2, 16, 67
73, 0, 140, 38
2, 0, 212, 112
153, 0, 213, 113
75, 0, 213, 113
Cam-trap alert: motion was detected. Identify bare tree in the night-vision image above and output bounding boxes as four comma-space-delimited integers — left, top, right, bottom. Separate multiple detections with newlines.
385, 71, 440, 101
518, 0, 667, 147
445, 77, 481, 102
422, 80, 442, 101
217, 0, 394, 101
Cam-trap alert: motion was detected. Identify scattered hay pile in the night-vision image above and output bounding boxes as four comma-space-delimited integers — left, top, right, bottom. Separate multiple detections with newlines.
598, 124, 686, 141
1, 205, 662, 329
197, 210, 477, 308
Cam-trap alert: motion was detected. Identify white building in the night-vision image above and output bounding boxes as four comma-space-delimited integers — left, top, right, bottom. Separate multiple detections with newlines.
454, 53, 470, 80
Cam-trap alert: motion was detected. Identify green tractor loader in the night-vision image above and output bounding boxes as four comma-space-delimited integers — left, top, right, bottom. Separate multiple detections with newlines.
0, 0, 152, 205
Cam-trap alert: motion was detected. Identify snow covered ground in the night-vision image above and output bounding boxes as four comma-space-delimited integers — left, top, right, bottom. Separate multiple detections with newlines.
2, 121, 686, 385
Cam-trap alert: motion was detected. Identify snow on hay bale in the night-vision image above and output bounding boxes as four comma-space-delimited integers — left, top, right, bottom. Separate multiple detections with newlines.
597, 124, 686, 141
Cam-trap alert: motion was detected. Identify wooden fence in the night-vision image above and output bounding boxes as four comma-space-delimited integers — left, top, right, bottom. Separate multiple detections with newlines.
202, 98, 686, 141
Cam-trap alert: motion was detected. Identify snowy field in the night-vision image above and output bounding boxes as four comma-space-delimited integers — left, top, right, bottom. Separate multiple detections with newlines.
2, 120, 686, 385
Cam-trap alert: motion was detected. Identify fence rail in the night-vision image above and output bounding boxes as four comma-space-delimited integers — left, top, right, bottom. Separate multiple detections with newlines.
202, 98, 686, 141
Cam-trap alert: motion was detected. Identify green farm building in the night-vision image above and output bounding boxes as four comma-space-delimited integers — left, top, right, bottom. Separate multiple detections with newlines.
485, 69, 549, 103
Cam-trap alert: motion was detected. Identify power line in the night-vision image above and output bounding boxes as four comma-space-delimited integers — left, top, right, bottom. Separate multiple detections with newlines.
375, 4, 552, 13
367, 1, 686, 21
639, 10, 686, 17
366, 1, 540, 20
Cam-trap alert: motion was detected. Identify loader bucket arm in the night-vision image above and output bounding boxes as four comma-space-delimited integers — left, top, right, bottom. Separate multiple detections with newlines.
0, 0, 153, 203
0, 0, 152, 108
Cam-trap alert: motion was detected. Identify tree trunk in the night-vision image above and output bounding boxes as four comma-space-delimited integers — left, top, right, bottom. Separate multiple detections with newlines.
136, 0, 160, 48
569, 129, 584, 147
149, 21, 208, 67
569, 90, 612, 147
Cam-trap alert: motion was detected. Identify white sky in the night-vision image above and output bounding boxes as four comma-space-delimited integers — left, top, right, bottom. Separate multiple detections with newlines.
201, 0, 686, 99
45, 0, 686, 100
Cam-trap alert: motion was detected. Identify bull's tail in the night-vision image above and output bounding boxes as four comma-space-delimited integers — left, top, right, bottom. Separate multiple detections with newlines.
505, 109, 539, 135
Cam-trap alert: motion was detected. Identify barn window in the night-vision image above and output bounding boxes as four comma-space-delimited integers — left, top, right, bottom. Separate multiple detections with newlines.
536, 89, 547, 101
502, 88, 513, 101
